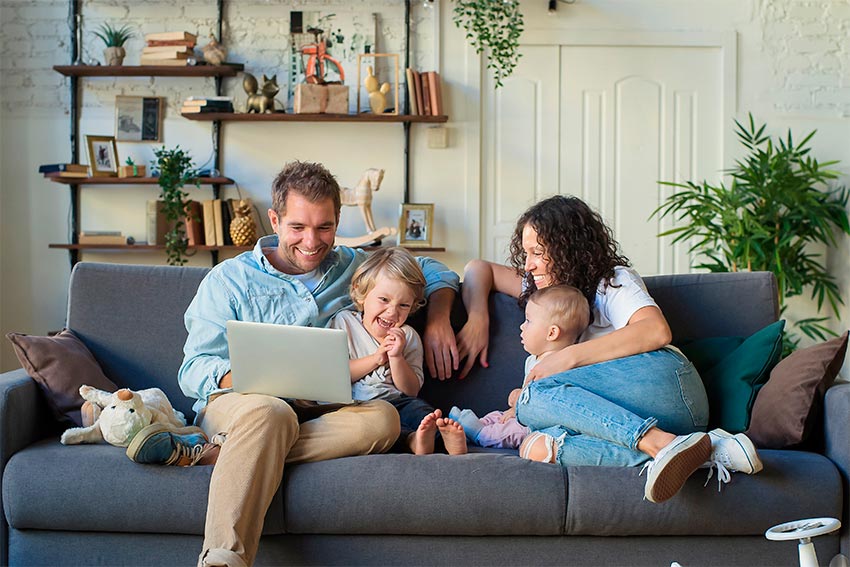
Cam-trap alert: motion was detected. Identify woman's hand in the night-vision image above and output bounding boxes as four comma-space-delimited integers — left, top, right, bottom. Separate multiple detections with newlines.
455, 315, 490, 380
525, 347, 579, 382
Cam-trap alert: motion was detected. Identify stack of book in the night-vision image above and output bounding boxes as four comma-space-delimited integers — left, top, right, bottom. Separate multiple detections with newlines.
181, 96, 234, 115
146, 198, 264, 246
39, 163, 89, 179
141, 31, 197, 66
405, 68, 443, 117
78, 231, 127, 245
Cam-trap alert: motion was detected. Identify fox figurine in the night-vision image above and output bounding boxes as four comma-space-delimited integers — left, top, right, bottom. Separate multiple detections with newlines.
243, 72, 279, 114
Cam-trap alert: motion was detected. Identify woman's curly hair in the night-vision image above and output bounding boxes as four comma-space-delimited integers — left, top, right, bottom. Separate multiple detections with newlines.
508, 195, 631, 307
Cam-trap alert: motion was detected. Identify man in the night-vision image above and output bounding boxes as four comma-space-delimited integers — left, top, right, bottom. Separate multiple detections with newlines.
128, 161, 460, 567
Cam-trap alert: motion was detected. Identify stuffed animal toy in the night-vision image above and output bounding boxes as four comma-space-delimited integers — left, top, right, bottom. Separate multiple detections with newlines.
60, 385, 187, 447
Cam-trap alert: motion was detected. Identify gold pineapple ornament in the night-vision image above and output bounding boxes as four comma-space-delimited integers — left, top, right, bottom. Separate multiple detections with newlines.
229, 200, 257, 246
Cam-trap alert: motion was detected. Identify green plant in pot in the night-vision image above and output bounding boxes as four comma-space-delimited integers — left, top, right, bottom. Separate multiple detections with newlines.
94, 23, 134, 66
153, 146, 199, 266
653, 114, 850, 352
452, 0, 523, 88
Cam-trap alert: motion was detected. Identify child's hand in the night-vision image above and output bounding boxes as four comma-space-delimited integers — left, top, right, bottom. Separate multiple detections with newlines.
500, 407, 516, 423
507, 387, 522, 408
374, 342, 390, 367
383, 328, 407, 359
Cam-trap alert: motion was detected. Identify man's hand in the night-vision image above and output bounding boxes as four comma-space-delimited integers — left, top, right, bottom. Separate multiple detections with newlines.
218, 371, 233, 389
455, 315, 489, 380
423, 317, 459, 381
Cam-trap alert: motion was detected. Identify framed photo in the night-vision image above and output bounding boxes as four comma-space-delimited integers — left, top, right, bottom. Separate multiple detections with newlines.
356, 53, 400, 115
115, 96, 163, 142
398, 203, 434, 248
85, 135, 119, 177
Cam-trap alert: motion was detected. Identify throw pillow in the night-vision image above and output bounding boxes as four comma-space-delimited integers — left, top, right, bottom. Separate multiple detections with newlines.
746, 331, 849, 449
5, 329, 117, 426
679, 320, 785, 433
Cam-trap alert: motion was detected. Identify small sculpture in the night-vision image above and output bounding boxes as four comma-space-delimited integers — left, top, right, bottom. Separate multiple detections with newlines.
243, 72, 279, 114
229, 200, 257, 246
335, 168, 398, 248
201, 33, 227, 66
364, 66, 390, 114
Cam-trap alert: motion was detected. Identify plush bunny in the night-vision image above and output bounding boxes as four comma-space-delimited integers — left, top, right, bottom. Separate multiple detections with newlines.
60, 385, 187, 447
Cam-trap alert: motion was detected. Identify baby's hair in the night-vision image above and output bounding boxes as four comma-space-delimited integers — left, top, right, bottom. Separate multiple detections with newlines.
528, 285, 591, 344
349, 247, 427, 313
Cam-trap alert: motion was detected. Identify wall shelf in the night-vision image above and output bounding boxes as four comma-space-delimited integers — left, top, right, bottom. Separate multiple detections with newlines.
181, 112, 449, 123
53, 64, 243, 77
49, 243, 446, 253
46, 176, 234, 186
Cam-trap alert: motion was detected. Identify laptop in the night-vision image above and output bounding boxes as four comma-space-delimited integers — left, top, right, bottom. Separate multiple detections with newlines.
226, 320, 353, 404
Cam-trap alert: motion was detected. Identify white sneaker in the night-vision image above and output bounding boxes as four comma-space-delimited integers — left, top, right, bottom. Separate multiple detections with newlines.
641, 432, 711, 503
708, 428, 763, 474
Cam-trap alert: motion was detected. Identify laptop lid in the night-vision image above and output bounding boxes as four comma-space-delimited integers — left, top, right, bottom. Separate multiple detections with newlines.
226, 320, 353, 404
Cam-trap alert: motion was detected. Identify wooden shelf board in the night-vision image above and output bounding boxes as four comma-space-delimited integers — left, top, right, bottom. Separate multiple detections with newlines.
50, 244, 446, 252
46, 176, 234, 186
181, 112, 449, 123
53, 64, 243, 77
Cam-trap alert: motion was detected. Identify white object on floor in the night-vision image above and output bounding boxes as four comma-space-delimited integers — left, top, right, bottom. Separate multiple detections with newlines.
765, 517, 841, 567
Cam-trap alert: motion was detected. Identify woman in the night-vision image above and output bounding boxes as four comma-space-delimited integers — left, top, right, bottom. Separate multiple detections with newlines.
458, 195, 762, 503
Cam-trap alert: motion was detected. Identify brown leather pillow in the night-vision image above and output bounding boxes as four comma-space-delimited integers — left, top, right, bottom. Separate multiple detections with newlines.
5, 329, 117, 426
746, 331, 848, 449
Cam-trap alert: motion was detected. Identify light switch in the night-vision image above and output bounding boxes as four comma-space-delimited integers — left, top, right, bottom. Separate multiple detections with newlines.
427, 126, 448, 149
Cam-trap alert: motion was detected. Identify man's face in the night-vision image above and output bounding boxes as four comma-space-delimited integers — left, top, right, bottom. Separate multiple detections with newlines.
267, 193, 337, 275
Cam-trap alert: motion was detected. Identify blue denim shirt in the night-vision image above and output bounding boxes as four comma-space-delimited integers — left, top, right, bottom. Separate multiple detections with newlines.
178, 235, 460, 416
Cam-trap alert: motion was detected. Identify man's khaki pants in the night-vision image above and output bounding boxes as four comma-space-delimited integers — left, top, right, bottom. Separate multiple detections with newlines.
196, 393, 400, 567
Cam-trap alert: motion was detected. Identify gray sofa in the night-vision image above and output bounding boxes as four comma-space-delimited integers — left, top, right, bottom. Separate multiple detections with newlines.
1, 262, 847, 566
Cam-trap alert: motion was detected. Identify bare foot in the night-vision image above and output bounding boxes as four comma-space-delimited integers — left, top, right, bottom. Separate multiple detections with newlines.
409, 410, 440, 455
436, 417, 468, 455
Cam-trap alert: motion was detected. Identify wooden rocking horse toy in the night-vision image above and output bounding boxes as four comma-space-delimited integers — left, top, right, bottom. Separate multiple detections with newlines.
335, 168, 398, 248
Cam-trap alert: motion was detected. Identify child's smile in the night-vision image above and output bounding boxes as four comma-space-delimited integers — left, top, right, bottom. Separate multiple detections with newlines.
362, 276, 415, 341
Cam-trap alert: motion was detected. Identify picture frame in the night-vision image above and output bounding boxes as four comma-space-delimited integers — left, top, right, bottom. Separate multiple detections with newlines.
85, 135, 119, 177
398, 203, 434, 248
115, 96, 163, 142
356, 53, 400, 115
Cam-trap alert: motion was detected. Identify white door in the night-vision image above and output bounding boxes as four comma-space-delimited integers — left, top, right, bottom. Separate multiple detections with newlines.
482, 35, 733, 276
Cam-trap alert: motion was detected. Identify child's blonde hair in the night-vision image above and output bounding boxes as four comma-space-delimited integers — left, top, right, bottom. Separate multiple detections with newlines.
528, 284, 590, 344
349, 247, 427, 313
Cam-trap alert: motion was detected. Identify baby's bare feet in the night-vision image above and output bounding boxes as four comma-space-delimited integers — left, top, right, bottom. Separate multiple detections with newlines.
410, 410, 440, 455
437, 417, 468, 455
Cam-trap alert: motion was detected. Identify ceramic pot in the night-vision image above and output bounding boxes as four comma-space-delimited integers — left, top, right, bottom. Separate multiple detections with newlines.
104, 46, 126, 66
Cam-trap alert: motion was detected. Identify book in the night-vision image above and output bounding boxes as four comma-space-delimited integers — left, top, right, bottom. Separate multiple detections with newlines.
180, 104, 233, 114
428, 71, 443, 116
146, 200, 171, 245
140, 57, 190, 67
139, 51, 191, 61
413, 71, 425, 118
79, 230, 122, 236
144, 31, 197, 43
221, 199, 234, 246
212, 199, 224, 246
145, 39, 196, 47
38, 163, 88, 174
43, 171, 89, 178
78, 234, 126, 245
405, 68, 419, 116
186, 95, 233, 102
202, 200, 217, 248
421, 72, 432, 116
182, 98, 234, 107
142, 45, 193, 55
184, 200, 204, 246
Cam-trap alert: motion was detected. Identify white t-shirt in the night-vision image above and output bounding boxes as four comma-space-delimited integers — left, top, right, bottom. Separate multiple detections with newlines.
579, 266, 658, 343
328, 309, 424, 401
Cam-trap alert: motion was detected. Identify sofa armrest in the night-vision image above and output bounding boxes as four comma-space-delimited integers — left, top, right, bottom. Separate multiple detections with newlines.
824, 382, 850, 556
0, 369, 55, 565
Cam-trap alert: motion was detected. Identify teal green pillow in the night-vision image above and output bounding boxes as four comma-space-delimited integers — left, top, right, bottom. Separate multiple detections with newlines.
679, 320, 785, 433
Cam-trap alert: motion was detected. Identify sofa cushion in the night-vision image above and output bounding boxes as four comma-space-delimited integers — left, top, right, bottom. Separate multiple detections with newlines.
680, 320, 785, 432
565, 450, 841, 536
747, 332, 849, 449
283, 453, 567, 535
2, 438, 284, 535
5, 329, 117, 426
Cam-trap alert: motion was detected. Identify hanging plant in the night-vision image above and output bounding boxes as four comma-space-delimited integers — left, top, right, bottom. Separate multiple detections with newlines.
452, 0, 524, 88
152, 146, 199, 266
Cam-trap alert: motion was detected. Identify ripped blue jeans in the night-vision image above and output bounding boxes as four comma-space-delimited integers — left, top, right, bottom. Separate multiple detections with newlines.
515, 348, 709, 467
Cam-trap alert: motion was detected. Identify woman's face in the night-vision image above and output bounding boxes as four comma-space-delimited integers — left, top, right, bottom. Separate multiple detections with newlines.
521, 223, 555, 289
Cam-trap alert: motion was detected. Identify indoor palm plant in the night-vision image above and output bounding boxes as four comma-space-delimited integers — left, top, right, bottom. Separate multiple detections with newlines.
452, 0, 523, 88
653, 114, 850, 351
153, 146, 199, 266
93, 23, 134, 66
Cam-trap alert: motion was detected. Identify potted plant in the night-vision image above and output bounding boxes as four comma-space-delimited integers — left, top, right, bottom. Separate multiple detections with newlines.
94, 23, 134, 66
452, 0, 523, 88
653, 114, 850, 352
152, 146, 199, 266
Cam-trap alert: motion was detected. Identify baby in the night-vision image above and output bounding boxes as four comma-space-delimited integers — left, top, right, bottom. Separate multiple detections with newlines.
450, 284, 590, 449
329, 247, 467, 455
